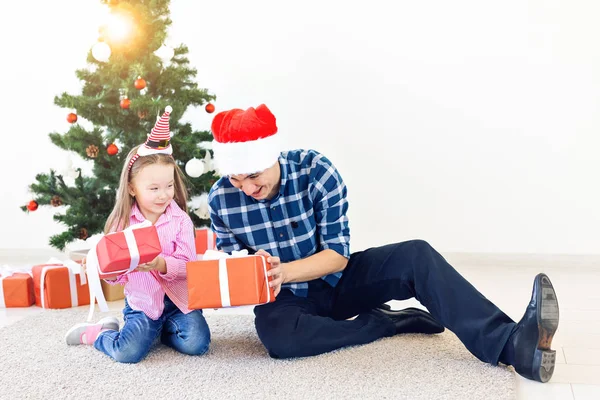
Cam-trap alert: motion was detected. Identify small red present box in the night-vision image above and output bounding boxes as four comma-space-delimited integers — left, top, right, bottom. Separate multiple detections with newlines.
32, 263, 89, 309
1, 271, 35, 308
96, 225, 162, 279
195, 228, 217, 256
187, 254, 275, 309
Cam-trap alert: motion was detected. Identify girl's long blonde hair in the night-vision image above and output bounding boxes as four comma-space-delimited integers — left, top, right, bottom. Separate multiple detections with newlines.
104, 145, 189, 233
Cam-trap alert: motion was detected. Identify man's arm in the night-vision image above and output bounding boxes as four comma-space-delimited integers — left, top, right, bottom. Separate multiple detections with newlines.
283, 249, 348, 282
258, 249, 347, 296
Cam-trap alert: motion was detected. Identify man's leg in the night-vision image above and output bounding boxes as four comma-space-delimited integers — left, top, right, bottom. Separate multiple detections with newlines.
331, 240, 516, 364
254, 284, 396, 359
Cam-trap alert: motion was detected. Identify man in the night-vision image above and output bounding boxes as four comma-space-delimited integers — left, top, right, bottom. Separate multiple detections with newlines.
207, 104, 559, 383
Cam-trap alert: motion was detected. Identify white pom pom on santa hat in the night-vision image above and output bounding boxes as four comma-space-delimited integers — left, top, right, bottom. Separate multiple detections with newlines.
165, 105, 173, 113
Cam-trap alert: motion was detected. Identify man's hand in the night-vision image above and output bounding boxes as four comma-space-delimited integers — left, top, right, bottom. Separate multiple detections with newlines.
256, 249, 285, 297
135, 256, 167, 274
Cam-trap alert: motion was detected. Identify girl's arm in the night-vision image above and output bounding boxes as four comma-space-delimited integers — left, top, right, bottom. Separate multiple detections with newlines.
159, 217, 196, 281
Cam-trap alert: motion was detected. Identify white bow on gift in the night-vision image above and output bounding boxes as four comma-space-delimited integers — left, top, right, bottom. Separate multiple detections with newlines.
0, 265, 32, 277
86, 220, 153, 322
0, 265, 33, 308
201, 249, 249, 260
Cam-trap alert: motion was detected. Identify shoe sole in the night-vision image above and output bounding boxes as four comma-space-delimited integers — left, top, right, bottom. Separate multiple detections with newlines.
534, 274, 559, 383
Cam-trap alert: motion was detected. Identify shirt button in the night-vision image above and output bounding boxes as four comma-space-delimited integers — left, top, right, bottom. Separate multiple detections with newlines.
271, 206, 276, 210
279, 233, 284, 238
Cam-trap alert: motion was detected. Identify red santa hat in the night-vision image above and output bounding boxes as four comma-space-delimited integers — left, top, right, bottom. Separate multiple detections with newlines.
128, 106, 173, 170
211, 104, 282, 175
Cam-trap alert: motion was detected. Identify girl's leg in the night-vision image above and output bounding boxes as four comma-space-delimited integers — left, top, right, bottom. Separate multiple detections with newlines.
94, 301, 163, 363
161, 308, 211, 356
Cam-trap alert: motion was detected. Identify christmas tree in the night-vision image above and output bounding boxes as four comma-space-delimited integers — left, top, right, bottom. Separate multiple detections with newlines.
22, 0, 217, 250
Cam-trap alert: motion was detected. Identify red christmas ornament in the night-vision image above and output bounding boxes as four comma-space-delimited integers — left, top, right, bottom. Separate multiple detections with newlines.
205, 103, 215, 114
27, 200, 39, 211
67, 113, 78, 123
134, 77, 146, 90
120, 98, 131, 109
107, 143, 119, 156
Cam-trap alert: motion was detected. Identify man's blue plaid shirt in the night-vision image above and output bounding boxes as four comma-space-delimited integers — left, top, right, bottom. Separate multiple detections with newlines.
208, 149, 350, 297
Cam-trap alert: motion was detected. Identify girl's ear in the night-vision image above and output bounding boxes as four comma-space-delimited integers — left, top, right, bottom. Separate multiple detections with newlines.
127, 183, 135, 197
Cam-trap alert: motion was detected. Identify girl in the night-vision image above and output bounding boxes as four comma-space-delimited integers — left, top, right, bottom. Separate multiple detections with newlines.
65, 106, 210, 363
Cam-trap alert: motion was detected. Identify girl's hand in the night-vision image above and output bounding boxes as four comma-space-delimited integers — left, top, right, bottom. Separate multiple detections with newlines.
256, 249, 285, 297
135, 256, 167, 274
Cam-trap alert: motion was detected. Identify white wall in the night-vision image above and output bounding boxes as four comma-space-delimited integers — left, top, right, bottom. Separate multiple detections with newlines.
1, 0, 598, 254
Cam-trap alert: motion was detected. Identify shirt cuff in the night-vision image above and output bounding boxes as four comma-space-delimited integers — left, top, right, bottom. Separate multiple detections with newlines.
321, 242, 350, 259
160, 256, 185, 281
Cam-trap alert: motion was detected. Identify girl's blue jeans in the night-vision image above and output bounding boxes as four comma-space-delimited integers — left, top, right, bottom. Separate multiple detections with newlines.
94, 295, 210, 363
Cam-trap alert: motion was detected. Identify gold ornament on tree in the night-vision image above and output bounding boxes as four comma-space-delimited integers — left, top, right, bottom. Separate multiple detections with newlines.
86, 144, 99, 158
50, 195, 63, 207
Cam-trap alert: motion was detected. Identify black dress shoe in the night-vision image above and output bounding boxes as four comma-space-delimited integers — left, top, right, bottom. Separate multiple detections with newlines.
510, 273, 559, 383
369, 305, 445, 335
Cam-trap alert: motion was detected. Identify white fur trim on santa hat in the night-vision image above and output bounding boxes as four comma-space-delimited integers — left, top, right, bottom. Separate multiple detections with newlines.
212, 132, 283, 175
137, 144, 173, 156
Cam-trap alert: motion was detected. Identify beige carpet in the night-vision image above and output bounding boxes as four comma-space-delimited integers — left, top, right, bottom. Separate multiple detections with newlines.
0, 308, 516, 400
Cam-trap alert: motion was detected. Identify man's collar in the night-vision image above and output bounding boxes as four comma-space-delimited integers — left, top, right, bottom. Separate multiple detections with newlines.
277, 156, 287, 197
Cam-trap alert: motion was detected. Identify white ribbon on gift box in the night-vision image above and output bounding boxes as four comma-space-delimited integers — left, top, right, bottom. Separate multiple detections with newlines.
86, 220, 152, 322
38, 258, 87, 309
0, 265, 33, 308
196, 228, 216, 257
201, 250, 271, 308
207, 230, 215, 252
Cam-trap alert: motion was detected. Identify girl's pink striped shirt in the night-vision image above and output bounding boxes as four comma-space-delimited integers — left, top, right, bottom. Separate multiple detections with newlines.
106, 200, 197, 320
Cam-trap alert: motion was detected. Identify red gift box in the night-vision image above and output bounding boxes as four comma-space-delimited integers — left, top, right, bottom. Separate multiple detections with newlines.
195, 228, 217, 256
32, 263, 89, 309
0, 271, 35, 308
186, 254, 275, 309
86, 222, 162, 321
96, 225, 162, 279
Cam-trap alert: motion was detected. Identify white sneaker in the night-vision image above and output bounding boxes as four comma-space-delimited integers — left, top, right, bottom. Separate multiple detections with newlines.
65, 316, 120, 345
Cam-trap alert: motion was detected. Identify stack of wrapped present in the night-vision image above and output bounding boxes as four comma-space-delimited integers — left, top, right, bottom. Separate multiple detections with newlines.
2, 260, 90, 310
